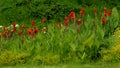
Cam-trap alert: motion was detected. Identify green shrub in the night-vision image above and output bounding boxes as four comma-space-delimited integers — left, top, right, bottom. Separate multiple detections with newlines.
1, 0, 119, 24
0, 51, 30, 66
32, 54, 60, 65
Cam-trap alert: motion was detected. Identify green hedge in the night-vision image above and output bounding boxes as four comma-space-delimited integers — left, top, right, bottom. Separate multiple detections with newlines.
0, 0, 119, 25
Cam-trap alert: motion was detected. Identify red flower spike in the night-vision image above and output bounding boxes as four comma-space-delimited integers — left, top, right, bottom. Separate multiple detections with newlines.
81, 7, 85, 12
28, 28, 33, 35
31, 20, 35, 26
64, 16, 69, 21
104, 11, 107, 16
22, 24, 26, 28
34, 27, 38, 34
42, 18, 46, 23
64, 20, 69, 27
107, 10, 112, 17
0, 33, 2, 37
104, 7, 107, 12
69, 12, 75, 19
80, 7, 85, 16
18, 30, 23, 36
13, 22, 16, 27
64, 16, 69, 27
102, 17, 107, 26
13, 28, 16, 33
3, 34, 7, 38
2, 30, 10, 38
22, 38, 24, 44
7, 30, 11, 34
104, 7, 107, 16
80, 11, 84, 16
69, 12, 76, 23
3, 26, 6, 31
94, 7, 97, 14
13, 22, 17, 32
58, 23, 62, 29
78, 18, 82, 25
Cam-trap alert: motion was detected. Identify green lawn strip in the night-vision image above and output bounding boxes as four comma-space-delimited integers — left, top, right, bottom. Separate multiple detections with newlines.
1, 63, 120, 68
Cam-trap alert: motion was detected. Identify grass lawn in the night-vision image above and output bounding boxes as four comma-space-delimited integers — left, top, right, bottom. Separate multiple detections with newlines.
1, 62, 120, 68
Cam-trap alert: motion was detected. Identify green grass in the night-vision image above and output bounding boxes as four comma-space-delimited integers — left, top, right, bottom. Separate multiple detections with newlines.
1, 63, 120, 68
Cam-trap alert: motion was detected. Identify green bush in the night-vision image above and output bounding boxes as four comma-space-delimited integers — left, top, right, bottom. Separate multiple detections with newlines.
0, 0, 119, 24
0, 0, 81, 24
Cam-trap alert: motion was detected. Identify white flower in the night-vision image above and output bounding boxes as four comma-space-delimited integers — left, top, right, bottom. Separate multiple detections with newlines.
43, 27, 46, 29
0, 25, 2, 28
16, 24, 19, 27
43, 31, 46, 34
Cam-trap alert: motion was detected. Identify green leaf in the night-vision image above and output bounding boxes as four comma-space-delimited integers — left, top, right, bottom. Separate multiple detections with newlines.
94, 40, 100, 49
83, 34, 94, 48
97, 25, 104, 39
81, 52, 86, 60
85, 15, 93, 29
112, 7, 119, 21
70, 43, 76, 51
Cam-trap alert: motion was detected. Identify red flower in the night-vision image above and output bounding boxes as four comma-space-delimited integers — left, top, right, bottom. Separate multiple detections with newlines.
102, 17, 107, 26
104, 11, 107, 16
64, 20, 69, 27
3, 33, 7, 38
104, 7, 107, 16
7, 30, 11, 34
3, 29, 11, 38
107, 10, 112, 17
18, 30, 23, 36
28, 28, 33, 35
81, 7, 85, 13
64, 16, 69, 21
22, 24, 26, 28
80, 11, 84, 16
3, 30, 11, 37
64, 16, 69, 27
13, 28, 16, 33
58, 23, 62, 29
31, 20, 35, 26
2, 30, 11, 38
104, 7, 107, 12
78, 18, 82, 25
42, 18, 46, 23
34, 27, 38, 34
13, 22, 16, 28
80, 7, 85, 16
3, 26, 6, 31
0, 33, 2, 37
94, 7, 97, 14
69, 12, 75, 19
13, 22, 17, 32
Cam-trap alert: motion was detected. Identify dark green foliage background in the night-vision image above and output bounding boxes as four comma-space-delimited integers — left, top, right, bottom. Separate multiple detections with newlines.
0, 0, 119, 25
